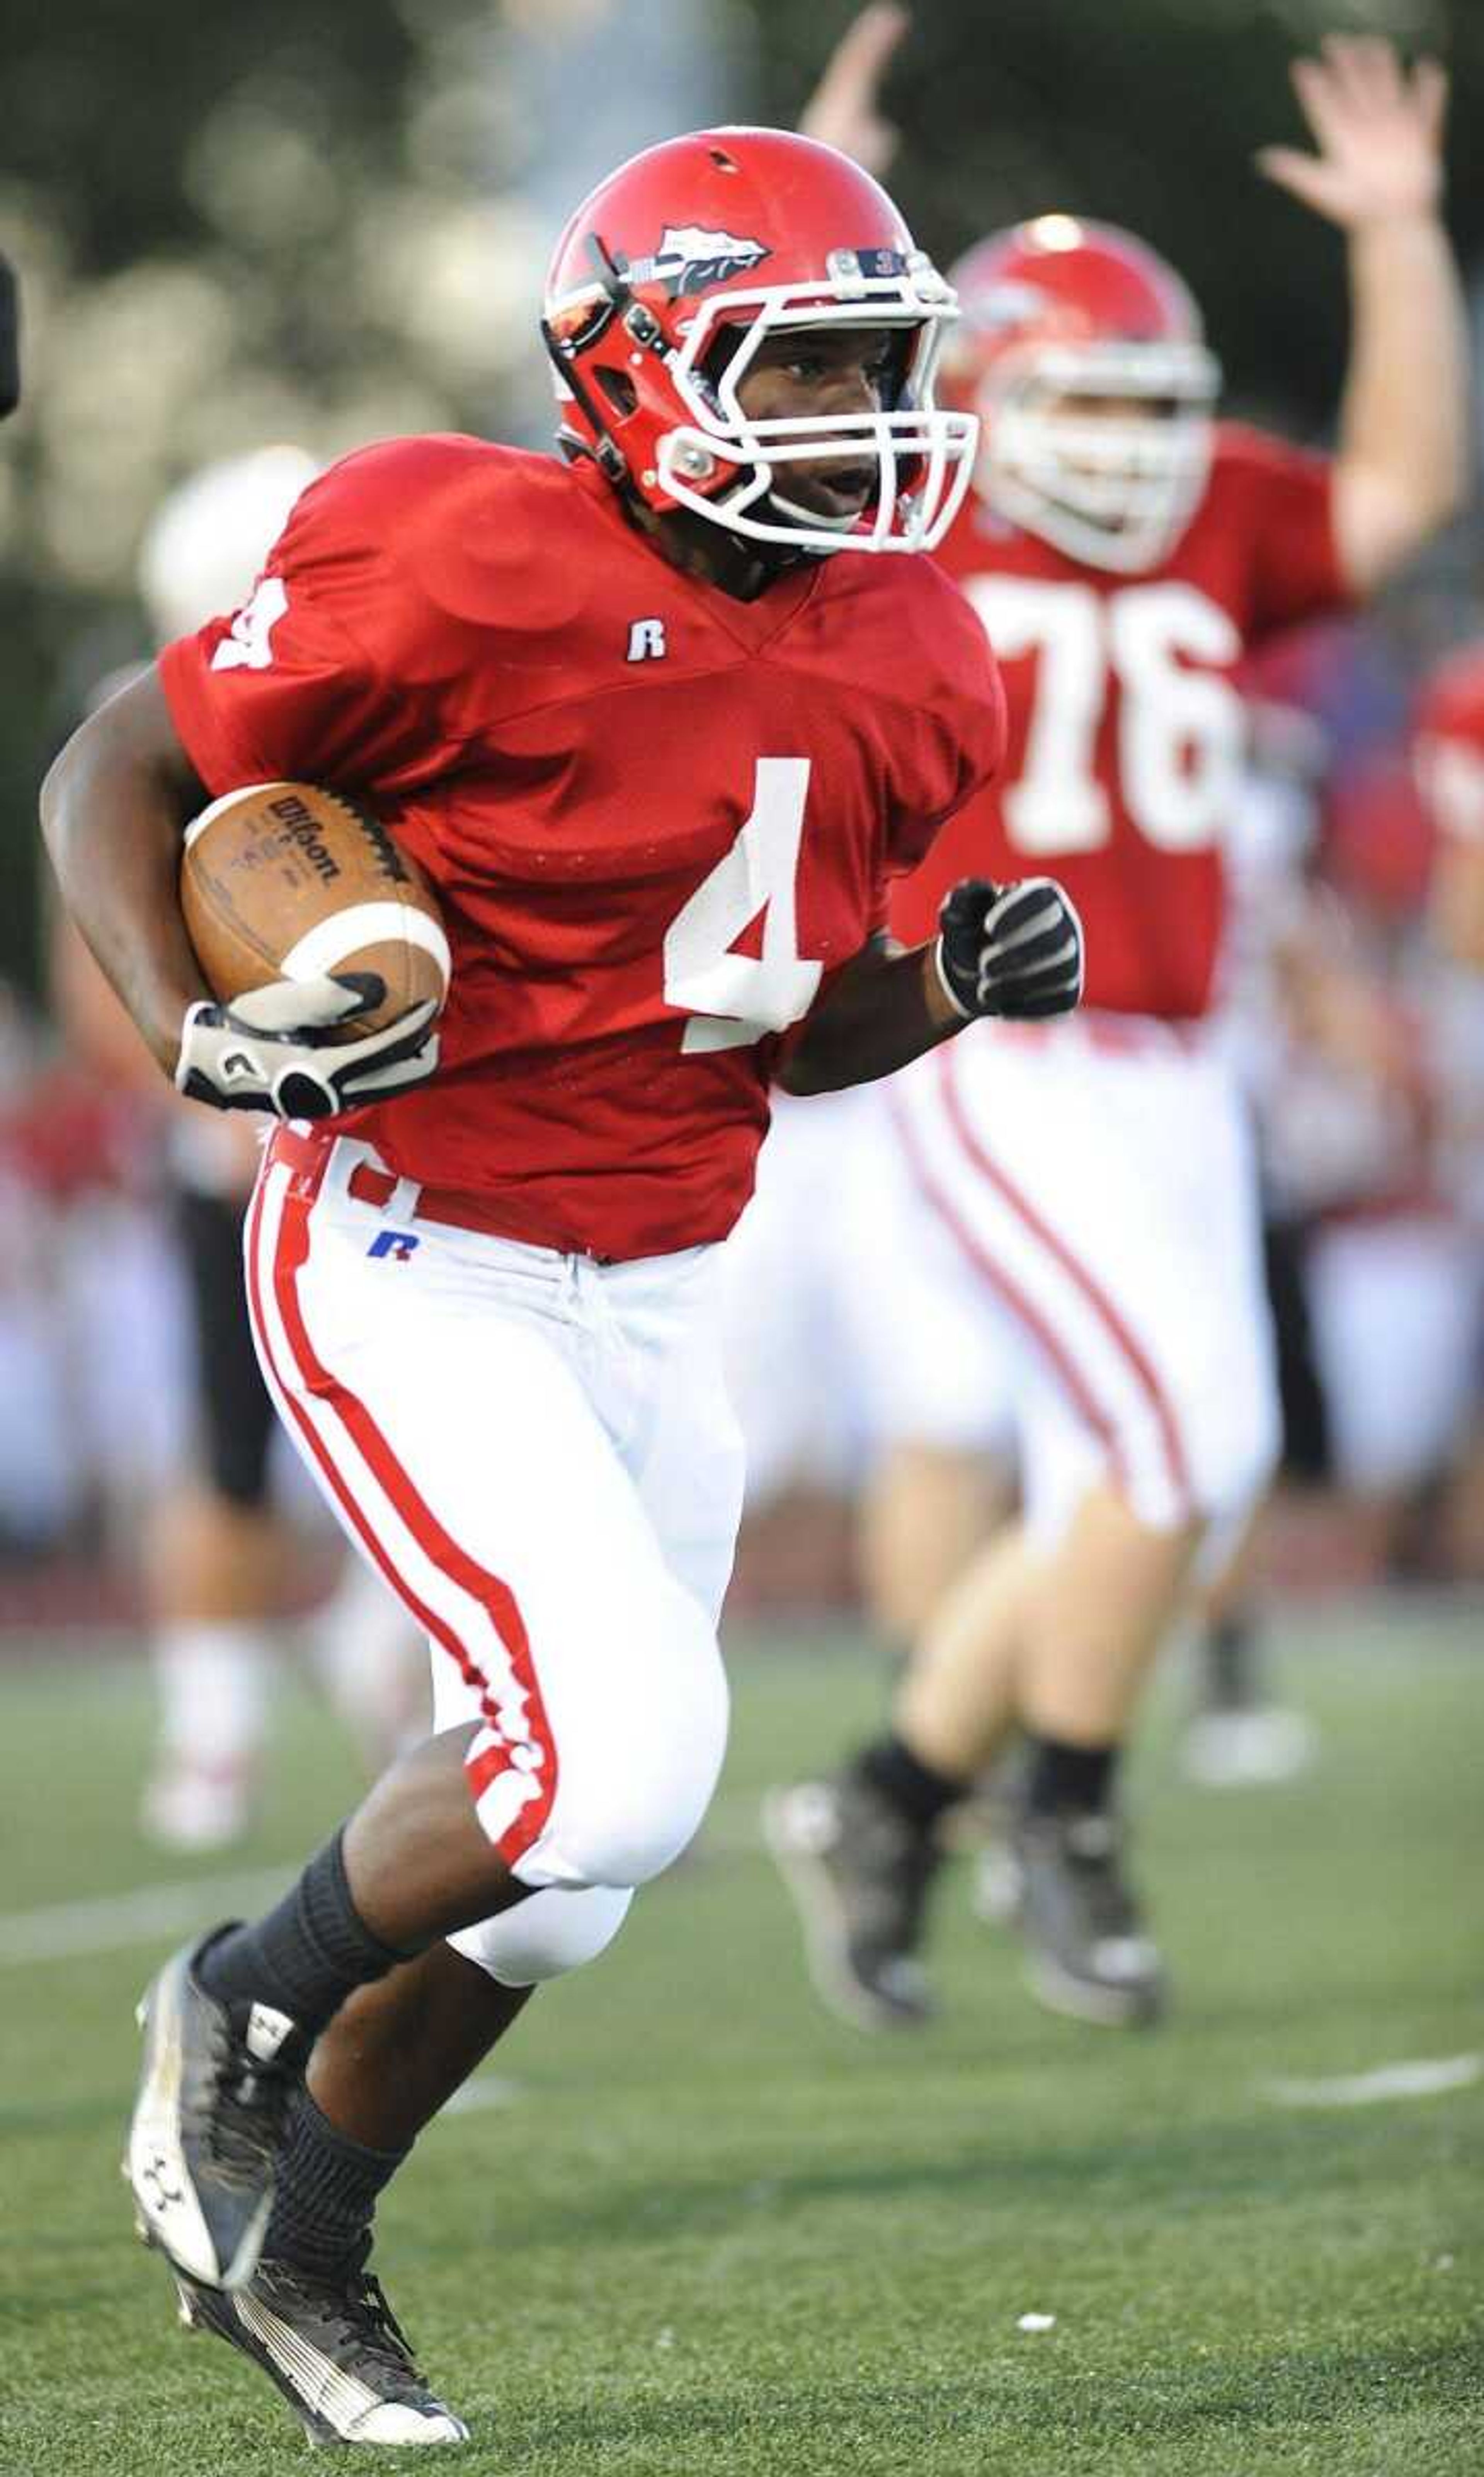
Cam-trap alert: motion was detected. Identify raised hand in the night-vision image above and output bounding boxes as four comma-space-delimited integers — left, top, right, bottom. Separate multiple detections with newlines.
799, 4, 910, 175
1256, 34, 1447, 229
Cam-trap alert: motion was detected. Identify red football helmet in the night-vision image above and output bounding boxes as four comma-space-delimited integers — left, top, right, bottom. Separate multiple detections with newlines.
542, 127, 975, 557
945, 216, 1221, 571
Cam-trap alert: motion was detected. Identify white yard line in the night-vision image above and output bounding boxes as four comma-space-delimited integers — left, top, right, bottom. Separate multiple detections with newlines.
0, 1804, 781, 1971
0, 1868, 290, 1966
0, 1803, 777, 1971
442, 2075, 522, 2116
1261, 2055, 1482, 2108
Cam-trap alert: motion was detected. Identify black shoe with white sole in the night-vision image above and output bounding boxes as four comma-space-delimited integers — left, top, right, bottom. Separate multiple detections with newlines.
1009, 1809, 1166, 2028
174, 2240, 469, 2449
762, 1772, 943, 2030
126, 1931, 309, 2291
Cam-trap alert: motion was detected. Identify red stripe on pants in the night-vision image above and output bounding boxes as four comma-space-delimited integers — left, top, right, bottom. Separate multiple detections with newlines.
890, 1087, 1132, 1496
244, 1157, 559, 1869
934, 1044, 1191, 1512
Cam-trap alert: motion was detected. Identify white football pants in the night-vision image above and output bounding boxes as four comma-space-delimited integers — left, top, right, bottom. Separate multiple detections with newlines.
719, 1088, 879, 1505
884, 1015, 1282, 1545
245, 1134, 744, 1988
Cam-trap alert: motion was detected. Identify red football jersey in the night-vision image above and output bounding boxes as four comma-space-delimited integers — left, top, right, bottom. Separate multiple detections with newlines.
890, 424, 1348, 1019
1415, 642, 1484, 848
161, 437, 1002, 1258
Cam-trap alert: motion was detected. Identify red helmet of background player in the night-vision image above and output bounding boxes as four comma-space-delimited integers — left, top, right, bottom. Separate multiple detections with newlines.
944, 216, 1221, 572
542, 127, 976, 558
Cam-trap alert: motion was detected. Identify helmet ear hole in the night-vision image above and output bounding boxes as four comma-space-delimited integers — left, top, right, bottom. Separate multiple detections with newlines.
594, 368, 638, 418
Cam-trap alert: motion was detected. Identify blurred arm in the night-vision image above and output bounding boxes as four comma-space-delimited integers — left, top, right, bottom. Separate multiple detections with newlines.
1257, 36, 1470, 596
40, 665, 211, 1078
798, 3, 908, 173
1431, 841, 1484, 970
1417, 727, 1484, 969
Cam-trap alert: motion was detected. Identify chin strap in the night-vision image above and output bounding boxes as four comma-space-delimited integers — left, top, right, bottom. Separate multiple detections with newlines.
750, 529, 821, 576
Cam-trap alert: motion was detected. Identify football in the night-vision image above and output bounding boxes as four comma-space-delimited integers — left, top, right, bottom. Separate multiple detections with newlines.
180, 780, 450, 1040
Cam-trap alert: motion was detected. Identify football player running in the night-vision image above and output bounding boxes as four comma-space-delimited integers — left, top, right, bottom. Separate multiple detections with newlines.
769, 25, 1469, 2030
43, 131, 1082, 2446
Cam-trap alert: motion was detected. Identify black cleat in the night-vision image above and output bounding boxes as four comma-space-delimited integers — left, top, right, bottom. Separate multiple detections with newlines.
174, 2241, 469, 2447
1005, 1809, 1166, 2028
763, 1772, 943, 2030
126, 1932, 308, 2291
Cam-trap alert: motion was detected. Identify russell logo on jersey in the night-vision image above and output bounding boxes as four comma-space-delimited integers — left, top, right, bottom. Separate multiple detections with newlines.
626, 619, 668, 662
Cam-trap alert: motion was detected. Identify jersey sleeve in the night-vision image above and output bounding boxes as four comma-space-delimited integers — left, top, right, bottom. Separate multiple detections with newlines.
880, 570, 1007, 891
157, 441, 470, 802
1224, 425, 1350, 637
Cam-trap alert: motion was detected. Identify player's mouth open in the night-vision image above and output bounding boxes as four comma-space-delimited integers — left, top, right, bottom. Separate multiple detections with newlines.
819, 465, 875, 507
781, 465, 877, 525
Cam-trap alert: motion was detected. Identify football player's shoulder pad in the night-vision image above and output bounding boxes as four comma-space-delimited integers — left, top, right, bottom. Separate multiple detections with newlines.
292, 433, 544, 540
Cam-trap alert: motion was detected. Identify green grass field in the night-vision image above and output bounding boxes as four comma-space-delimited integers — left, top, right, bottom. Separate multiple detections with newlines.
1, 1600, 1480, 2476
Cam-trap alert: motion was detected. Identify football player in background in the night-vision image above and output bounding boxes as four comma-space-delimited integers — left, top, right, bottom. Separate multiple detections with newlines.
45, 130, 1083, 2445
769, 26, 1469, 2030
54, 451, 428, 1847
1416, 641, 1484, 970
1412, 645, 1484, 1566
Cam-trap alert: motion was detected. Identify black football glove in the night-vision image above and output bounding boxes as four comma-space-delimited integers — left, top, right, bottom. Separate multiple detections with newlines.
934, 876, 1084, 1023
175, 971, 440, 1119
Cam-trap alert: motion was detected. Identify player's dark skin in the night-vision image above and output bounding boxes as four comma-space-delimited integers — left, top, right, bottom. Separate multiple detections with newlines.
41, 319, 968, 2152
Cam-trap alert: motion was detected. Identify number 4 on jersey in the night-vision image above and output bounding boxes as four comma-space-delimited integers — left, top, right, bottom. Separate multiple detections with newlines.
210, 575, 289, 674
664, 758, 823, 1053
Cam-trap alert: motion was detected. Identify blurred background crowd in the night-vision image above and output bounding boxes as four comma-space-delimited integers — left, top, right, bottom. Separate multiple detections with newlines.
2, 0, 1483, 1649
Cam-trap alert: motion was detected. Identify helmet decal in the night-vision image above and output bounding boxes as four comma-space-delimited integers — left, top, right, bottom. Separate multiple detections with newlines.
625, 226, 772, 297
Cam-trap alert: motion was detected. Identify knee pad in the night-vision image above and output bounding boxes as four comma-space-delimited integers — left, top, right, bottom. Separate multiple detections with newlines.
448, 1883, 633, 1987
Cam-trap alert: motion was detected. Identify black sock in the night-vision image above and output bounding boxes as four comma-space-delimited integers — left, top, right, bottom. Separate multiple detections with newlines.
858, 1733, 970, 1831
1024, 1733, 1119, 1818
196, 1829, 408, 2037
264, 2088, 409, 2279
1205, 1612, 1257, 1712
